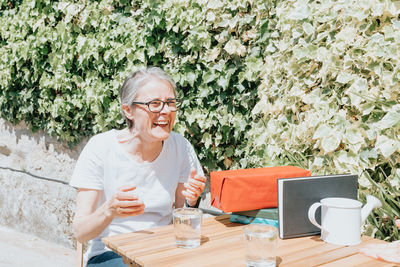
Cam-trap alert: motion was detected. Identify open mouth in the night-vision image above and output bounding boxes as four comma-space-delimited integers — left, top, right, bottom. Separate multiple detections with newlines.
153, 121, 169, 128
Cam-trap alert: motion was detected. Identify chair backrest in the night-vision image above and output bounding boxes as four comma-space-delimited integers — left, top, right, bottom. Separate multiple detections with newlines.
77, 241, 84, 267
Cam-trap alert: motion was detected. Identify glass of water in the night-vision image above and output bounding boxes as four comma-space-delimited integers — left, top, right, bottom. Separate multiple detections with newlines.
243, 224, 278, 267
173, 208, 203, 249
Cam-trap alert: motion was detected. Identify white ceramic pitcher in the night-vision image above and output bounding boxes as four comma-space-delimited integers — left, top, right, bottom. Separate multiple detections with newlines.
308, 195, 382, 246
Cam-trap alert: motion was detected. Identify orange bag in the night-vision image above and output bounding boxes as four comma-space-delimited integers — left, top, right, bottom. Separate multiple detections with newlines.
210, 166, 311, 212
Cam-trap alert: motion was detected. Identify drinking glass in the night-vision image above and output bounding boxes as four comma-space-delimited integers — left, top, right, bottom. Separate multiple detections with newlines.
173, 208, 203, 249
243, 224, 278, 267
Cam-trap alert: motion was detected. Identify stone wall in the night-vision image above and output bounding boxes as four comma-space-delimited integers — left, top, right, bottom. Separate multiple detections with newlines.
0, 119, 86, 249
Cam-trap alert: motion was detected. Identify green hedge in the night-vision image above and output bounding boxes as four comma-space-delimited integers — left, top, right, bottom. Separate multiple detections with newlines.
246, 0, 400, 240
0, 0, 273, 173
1, 0, 400, 240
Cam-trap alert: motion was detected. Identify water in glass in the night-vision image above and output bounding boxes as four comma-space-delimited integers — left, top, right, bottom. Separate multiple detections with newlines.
243, 224, 277, 267
173, 208, 202, 249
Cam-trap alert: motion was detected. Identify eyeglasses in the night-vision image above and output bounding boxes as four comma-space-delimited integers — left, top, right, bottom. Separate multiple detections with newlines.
131, 98, 181, 113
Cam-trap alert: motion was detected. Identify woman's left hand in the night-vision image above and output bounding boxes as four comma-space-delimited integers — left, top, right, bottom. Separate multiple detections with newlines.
182, 168, 206, 206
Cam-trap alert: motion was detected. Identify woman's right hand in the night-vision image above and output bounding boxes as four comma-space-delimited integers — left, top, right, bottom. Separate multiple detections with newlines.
106, 185, 145, 218
73, 185, 145, 243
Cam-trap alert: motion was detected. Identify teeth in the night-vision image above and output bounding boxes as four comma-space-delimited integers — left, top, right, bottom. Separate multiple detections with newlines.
154, 121, 168, 125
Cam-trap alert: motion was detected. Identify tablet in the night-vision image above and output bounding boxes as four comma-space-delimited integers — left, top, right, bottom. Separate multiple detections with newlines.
277, 174, 358, 239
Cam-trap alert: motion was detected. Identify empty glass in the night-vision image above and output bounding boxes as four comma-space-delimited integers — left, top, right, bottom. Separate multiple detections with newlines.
243, 224, 278, 267
173, 208, 203, 249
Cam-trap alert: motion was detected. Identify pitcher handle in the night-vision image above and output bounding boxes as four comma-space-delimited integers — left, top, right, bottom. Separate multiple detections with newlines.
308, 202, 326, 231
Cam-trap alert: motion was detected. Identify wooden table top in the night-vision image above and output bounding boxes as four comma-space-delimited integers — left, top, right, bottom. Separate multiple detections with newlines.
102, 215, 397, 267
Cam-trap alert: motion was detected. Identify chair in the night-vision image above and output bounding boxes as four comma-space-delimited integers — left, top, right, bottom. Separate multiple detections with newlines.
77, 240, 84, 267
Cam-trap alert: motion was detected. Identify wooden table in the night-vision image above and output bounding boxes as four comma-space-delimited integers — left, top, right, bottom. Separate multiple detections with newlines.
102, 215, 397, 267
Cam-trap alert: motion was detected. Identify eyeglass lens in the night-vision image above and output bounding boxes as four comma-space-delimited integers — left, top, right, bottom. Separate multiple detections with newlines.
148, 100, 178, 112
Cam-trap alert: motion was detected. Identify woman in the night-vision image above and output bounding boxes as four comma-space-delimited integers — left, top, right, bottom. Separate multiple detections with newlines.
70, 67, 206, 266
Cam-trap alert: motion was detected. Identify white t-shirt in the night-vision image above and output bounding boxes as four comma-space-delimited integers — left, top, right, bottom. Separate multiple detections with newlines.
69, 130, 204, 260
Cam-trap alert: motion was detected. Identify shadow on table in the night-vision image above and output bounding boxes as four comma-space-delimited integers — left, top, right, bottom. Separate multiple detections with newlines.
211, 214, 245, 228
310, 235, 323, 242
200, 235, 210, 245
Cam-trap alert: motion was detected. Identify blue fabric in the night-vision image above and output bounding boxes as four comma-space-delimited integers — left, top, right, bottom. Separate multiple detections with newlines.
87, 251, 127, 267
230, 214, 279, 228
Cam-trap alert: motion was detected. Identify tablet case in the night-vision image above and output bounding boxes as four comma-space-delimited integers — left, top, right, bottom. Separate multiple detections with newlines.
277, 174, 358, 239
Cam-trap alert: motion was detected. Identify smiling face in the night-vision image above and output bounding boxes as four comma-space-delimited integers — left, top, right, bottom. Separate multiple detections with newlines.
122, 77, 177, 144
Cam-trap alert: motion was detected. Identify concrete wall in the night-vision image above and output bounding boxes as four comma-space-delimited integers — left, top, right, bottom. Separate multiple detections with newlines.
0, 119, 86, 249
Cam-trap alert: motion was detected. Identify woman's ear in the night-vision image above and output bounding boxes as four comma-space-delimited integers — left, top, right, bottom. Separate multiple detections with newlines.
122, 104, 134, 121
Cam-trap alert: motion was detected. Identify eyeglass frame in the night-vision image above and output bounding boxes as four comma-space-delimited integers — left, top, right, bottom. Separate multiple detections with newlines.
131, 98, 181, 113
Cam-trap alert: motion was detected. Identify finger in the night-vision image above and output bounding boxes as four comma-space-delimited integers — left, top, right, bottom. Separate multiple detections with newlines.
184, 182, 197, 191
118, 210, 145, 218
189, 168, 197, 179
116, 191, 139, 201
119, 184, 137, 192
116, 202, 145, 212
193, 175, 207, 183
117, 206, 145, 217
188, 179, 205, 188
183, 187, 200, 198
184, 182, 203, 195
118, 203, 145, 213
117, 200, 144, 208
110, 199, 138, 211
184, 186, 202, 200
182, 190, 197, 200
186, 179, 205, 190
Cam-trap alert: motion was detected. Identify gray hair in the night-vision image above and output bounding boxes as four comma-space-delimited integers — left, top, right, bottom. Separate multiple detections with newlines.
120, 67, 177, 128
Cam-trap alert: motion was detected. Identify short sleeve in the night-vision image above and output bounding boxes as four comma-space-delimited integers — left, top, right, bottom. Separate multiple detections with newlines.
69, 135, 105, 190
178, 136, 204, 183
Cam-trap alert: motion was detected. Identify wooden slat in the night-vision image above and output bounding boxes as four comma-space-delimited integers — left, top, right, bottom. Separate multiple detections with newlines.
135, 231, 244, 266
282, 236, 381, 266
320, 253, 398, 267
279, 242, 342, 266
277, 236, 330, 260
103, 216, 236, 253
352, 255, 399, 267
102, 215, 391, 267
118, 219, 241, 255
128, 227, 244, 266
